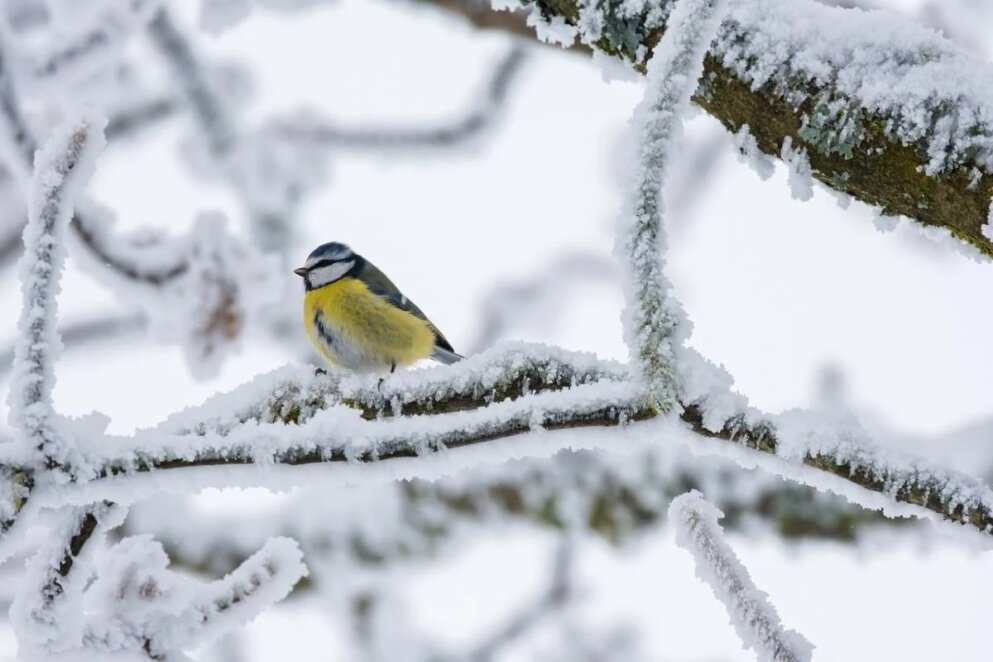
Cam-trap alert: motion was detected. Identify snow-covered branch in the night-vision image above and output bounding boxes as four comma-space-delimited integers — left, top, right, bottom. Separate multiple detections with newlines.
11, 502, 117, 657
9, 113, 106, 474
670, 491, 813, 662
0, 344, 981, 540
420, 0, 993, 256
80, 536, 307, 659
619, 0, 726, 411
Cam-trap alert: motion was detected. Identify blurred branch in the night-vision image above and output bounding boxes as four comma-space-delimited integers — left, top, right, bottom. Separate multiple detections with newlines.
123, 444, 898, 594
467, 250, 615, 354
147, 9, 236, 158
274, 45, 528, 149
465, 538, 574, 662
104, 94, 180, 141
0, 313, 145, 377
0, 40, 191, 286
414, 0, 993, 256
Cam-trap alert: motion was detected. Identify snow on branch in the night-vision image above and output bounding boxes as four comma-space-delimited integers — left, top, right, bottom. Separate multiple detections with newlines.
9, 112, 106, 474
11, 501, 118, 656
11, 501, 307, 658
619, 0, 727, 412
428, 0, 993, 255
80, 536, 307, 658
670, 491, 813, 662
0, 343, 978, 541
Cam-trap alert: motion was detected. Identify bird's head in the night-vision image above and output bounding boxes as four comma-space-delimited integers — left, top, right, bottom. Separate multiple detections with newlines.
294, 242, 358, 290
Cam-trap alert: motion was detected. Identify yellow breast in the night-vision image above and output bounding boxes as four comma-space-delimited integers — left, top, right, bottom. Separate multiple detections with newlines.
303, 277, 436, 370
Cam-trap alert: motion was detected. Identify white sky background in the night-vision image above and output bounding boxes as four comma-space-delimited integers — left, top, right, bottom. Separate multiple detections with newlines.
1, 0, 992, 659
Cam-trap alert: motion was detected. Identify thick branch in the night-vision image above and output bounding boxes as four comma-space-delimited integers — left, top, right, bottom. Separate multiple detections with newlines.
417, 0, 993, 256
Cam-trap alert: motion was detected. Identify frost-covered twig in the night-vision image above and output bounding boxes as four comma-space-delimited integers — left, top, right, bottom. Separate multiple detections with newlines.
275, 46, 528, 149
10, 501, 117, 656
80, 536, 307, 659
619, 0, 727, 412
9, 114, 106, 473
429, 0, 993, 255
670, 491, 813, 662
11, 504, 307, 659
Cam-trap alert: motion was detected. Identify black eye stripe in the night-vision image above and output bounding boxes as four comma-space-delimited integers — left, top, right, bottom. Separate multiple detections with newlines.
308, 259, 335, 270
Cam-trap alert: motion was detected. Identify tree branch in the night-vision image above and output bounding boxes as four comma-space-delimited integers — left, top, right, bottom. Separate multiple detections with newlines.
9, 114, 106, 473
414, 0, 993, 256
273, 45, 528, 149
17, 345, 981, 540
670, 490, 813, 662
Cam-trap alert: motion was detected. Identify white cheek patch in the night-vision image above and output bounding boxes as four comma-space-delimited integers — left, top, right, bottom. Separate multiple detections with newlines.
308, 260, 354, 288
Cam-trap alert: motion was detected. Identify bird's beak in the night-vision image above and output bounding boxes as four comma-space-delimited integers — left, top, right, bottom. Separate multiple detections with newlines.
293, 267, 308, 277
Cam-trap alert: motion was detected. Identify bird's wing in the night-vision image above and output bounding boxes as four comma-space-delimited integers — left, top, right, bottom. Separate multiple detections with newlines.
357, 261, 457, 353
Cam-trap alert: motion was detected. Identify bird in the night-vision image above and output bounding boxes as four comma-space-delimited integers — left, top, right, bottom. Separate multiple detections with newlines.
294, 242, 463, 373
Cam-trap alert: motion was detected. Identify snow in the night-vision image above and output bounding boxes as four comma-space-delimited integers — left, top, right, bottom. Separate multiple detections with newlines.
732, 124, 774, 181
618, 0, 727, 411
10, 502, 119, 657
982, 201, 993, 242
774, 408, 993, 539
780, 137, 813, 202
670, 490, 814, 662
526, 6, 578, 48
713, 0, 993, 175
8, 111, 106, 474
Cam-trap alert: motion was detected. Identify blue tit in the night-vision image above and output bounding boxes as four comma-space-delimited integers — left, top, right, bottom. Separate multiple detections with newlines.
293, 242, 463, 373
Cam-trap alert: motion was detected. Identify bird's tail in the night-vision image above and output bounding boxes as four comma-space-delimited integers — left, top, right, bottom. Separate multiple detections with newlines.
432, 346, 464, 365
